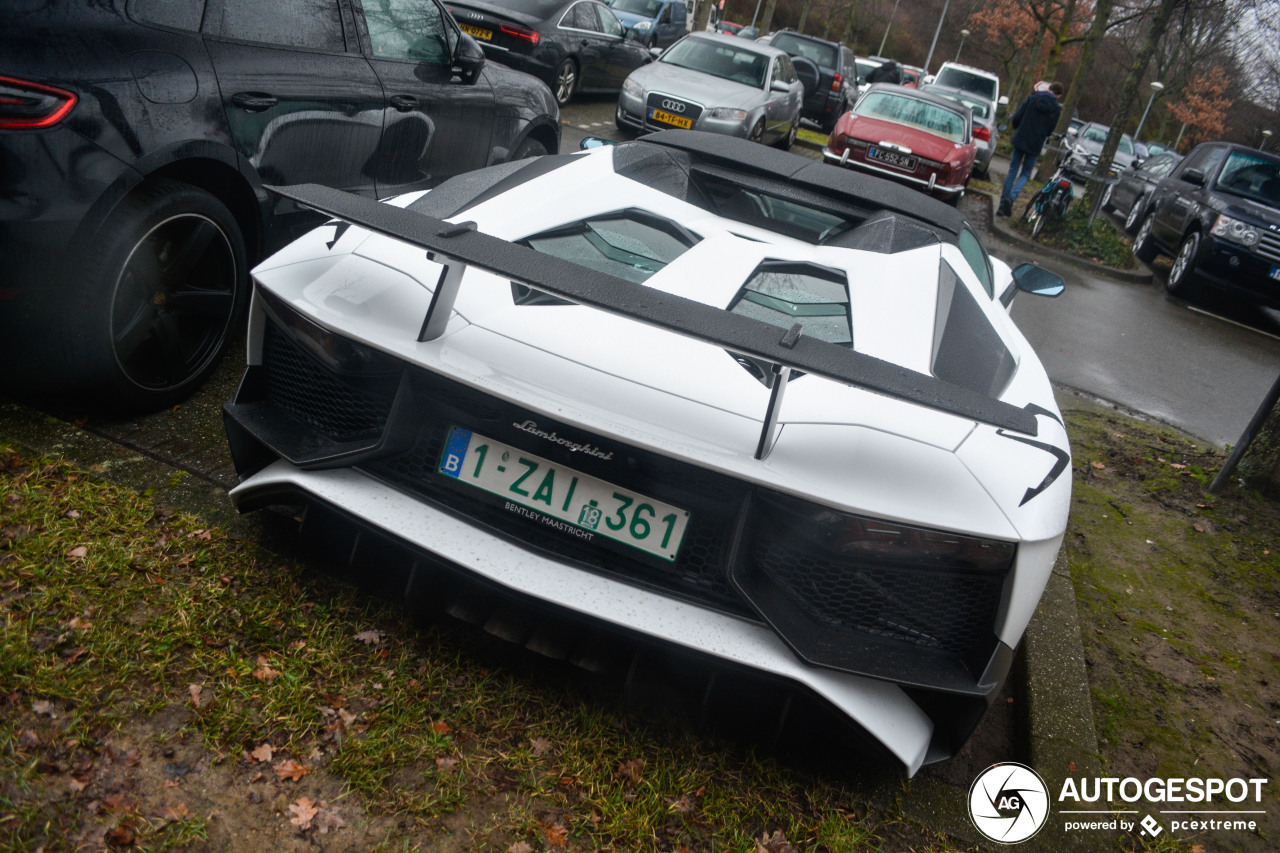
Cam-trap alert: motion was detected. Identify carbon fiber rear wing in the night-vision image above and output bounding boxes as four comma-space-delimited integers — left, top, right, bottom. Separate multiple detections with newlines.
267, 183, 1040, 456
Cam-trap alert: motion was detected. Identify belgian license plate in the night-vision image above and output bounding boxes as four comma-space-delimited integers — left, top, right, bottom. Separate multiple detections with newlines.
459, 22, 492, 40
438, 427, 690, 561
649, 108, 692, 129
868, 145, 917, 170
1270, 266, 1280, 281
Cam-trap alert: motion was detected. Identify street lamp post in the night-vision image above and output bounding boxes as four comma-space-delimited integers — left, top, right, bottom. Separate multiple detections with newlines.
877, 0, 902, 57
1261, 129, 1274, 151
1133, 80, 1164, 143
955, 28, 970, 63
922, 0, 951, 76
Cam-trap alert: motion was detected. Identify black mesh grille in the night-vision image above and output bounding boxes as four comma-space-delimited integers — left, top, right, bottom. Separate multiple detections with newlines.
262, 322, 399, 443
752, 536, 1004, 656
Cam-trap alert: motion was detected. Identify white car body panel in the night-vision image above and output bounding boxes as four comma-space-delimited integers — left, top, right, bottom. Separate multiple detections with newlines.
228, 132, 1070, 773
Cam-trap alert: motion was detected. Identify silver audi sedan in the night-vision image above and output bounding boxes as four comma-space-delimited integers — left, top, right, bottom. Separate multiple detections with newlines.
616, 32, 804, 148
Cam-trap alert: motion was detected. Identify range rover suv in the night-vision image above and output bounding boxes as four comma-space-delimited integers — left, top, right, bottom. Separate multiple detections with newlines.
1131, 141, 1280, 306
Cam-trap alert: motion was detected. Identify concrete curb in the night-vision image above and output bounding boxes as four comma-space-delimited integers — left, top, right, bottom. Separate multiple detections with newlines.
0, 394, 1110, 850
975, 188, 1154, 285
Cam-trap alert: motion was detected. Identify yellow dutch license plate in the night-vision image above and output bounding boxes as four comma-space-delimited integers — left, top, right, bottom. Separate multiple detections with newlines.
459, 23, 492, 40
649, 108, 692, 129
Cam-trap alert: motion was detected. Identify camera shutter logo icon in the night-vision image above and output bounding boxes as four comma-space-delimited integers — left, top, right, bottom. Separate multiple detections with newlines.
968, 763, 1050, 844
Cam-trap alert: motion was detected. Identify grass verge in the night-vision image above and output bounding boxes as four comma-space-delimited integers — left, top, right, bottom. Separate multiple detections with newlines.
0, 442, 963, 852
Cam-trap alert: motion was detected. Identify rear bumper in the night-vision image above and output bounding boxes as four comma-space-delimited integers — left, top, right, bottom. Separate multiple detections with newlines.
822, 148, 964, 196
229, 458, 938, 774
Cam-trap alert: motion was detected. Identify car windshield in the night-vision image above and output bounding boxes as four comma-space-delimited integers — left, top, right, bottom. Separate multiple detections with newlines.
855, 59, 880, 84
769, 33, 836, 67
1215, 152, 1280, 207
854, 92, 967, 142
1081, 125, 1108, 144
932, 67, 996, 101
611, 0, 661, 15
661, 38, 769, 88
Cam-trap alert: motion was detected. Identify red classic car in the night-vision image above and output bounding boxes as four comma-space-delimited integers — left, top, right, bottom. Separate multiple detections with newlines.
824, 84, 976, 204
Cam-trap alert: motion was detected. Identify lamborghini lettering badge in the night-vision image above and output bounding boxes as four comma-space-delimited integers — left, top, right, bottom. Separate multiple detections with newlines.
513, 419, 614, 460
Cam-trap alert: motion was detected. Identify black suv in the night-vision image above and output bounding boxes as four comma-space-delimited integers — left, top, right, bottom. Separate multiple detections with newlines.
1132, 142, 1280, 306
1, 0, 560, 411
762, 30, 855, 132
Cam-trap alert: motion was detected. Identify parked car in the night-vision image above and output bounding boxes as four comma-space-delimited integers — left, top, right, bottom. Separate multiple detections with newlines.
1132, 141, 1280, 305
616, 33, 803, 146
0, 0, 559, 412
825, 84, 976, 203
922, 83, 998, 180
1060, 121, 1140, 178
713, 19, 744, 35
446, 0, 651, 105
929, 60, 1006, 108
900, 64, 926, 88
736, 26, 761, 39
1145, 141, 1174, 156
224, 129, 1070, 775
1101, 151, 1183, 234
760, 30, 856, 132
854, 57, 884, 94
606, 0, 686, 48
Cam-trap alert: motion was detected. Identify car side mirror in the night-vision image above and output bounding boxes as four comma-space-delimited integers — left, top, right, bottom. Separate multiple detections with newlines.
1182, 168, 1206, 187
998, 95, 1009, 106
452, 32, 485, 83
770, 78, 791, 92
1012, 263, 1065, 298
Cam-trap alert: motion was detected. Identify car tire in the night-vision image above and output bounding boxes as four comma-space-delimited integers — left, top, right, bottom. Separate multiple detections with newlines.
1100, 182, 1114, 212
1123, 196, 1145, 235
1132, 213, 1159, 264
513, 136, 548, 159
553, 58, 577, 106
749, 118, 765, 144
775, 117, 797, 150
64, 178, 248, 412
1166, 231, 1203, 298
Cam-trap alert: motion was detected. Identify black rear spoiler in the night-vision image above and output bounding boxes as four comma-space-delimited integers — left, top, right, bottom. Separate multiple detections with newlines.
267, 183, 1039, 456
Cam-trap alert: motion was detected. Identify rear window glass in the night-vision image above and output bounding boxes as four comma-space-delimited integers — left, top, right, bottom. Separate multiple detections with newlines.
855, 92, 967, 143
522, 210, 700, 284
730, 262, 851, 345
769, 33, 836, 68
933, 67, 996, 101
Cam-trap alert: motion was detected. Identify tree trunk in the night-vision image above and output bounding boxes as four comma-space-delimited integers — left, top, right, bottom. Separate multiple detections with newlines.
839, 0, 855, 45
1087, 0, 1183, 218
759, 0, 780, 37
1042, 0, 1078, 83
1034, 0, 1115, 183
797, 0, 812, 32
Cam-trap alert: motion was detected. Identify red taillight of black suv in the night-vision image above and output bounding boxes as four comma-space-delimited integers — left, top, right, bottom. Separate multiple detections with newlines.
0, 75, 77, 129
830, 72, 842, 93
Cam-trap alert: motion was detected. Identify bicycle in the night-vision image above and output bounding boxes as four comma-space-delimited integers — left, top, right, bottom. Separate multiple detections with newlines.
1019, 159, 1075, 240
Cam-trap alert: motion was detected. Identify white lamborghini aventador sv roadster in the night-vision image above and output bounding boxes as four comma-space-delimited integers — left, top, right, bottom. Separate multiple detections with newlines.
223, 130, 1071, 775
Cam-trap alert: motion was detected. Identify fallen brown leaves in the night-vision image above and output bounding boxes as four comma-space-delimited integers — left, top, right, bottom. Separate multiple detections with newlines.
274, 759, 309, 782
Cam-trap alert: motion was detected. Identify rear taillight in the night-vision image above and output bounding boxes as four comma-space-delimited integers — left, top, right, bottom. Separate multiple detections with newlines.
973, 125, 991, 142
830, 72, 842, 93
0, 74, 77, 129
500, 23, 540, 44
1057, 179, 1072, 189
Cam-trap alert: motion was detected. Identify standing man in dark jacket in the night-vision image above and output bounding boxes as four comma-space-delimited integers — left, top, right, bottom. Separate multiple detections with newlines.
866, 60, 902, 85
997, 81, 1063, 216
